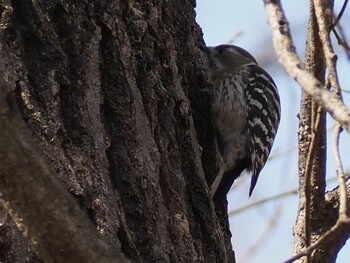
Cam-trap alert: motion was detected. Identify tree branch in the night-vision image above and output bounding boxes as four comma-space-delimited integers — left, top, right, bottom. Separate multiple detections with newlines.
263, 0, 350, 131
274, 0, 350, 261
314, 0, 350, 218
283, 217, 350, 263
228, 190, 298, 217
332, 124, 348, 216
303, 106, 323, 254
313, 0, 349, 218
330, 0, 348, 30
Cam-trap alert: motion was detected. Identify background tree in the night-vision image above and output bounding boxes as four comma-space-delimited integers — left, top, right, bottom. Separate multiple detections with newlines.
267, 0, 350, 261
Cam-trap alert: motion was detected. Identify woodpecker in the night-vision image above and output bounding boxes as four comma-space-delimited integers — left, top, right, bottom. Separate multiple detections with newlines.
200, 44, 281, 204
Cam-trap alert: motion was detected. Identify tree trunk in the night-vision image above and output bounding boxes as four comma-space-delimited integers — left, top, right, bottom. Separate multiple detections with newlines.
0, 0, 234, 262
294, 1, 350, 262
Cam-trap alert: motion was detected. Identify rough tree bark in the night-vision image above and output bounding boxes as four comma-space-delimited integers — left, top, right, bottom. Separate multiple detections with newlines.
0, 0, 234, 262
295, 1, 328, 259
294, 1, 350, 262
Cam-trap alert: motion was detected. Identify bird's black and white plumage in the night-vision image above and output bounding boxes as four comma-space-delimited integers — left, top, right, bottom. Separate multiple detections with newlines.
201, 44, 280, 204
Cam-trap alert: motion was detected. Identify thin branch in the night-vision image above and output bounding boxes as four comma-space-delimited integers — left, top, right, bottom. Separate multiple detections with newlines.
330, 0, 349, 30
229, 176, 340, 217
313, 0, 342, 96
341, 88, 350, 94
228, 190, 297, 217
239, 201, 284, 263
332, 25, 350, 60
268, 146, 297, 160
283, 217, 350, 263
303, 106, 323, 253
263, 0, 350, 131
283, 1, 350, 261
313, 0, 348, 216
227, 31, 243, 45
332, 123, 347, 216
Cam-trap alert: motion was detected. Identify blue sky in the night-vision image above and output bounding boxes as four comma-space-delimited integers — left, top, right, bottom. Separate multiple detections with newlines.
196, 1, 350, 262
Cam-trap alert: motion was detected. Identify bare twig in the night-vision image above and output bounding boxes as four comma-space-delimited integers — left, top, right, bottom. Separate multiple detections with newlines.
314, 0, 348, 216
282, 0, 350, 261
228, 190, 297, 217
227, 31, 243, 45
263, 0, 350, 131
331, 0, 350, 58
330, 0, 349, 30
268, 146, 297, 160
239, 201, 284, 263
229, 176, 339, 217
303, 106, 323, 256
332, 124, 347, 216
332, 25, 350, 60
341, 88, 350, 94
283, 217, 350, 263
313, 0, 341, 95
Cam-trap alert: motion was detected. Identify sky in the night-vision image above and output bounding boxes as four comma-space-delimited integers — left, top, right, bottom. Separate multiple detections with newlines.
195, 1, 350, 262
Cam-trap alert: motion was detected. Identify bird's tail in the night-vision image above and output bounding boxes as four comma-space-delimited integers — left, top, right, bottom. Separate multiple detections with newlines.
210, 160, 248, 205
